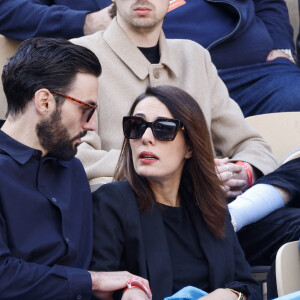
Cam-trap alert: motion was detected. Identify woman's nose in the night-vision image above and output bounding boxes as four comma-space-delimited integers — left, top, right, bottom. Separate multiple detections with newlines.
141, 127, 155, 144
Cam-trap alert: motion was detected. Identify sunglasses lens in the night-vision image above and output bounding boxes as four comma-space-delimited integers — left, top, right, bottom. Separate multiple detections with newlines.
153, 120, 178, 141
123, 117, 146, 139
123, 117, 181, 141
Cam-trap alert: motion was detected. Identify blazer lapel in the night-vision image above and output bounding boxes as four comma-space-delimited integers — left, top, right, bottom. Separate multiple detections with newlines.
185, 201, 232, 290
140, 204, 173, 299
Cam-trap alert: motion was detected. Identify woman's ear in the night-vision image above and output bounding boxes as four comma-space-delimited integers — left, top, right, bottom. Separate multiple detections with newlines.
185, 145, 192, 159
34, 89, 55, 115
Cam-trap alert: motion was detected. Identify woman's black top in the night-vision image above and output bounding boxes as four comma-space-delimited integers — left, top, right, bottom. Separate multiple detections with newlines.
91, 180, 262, 300
160, 203, 210, 293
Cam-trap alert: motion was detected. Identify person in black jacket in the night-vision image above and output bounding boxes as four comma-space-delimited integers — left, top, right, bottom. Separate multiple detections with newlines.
91, 85, 261, 300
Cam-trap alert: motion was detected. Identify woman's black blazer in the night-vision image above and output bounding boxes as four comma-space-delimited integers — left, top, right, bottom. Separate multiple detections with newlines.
91, 180, 261, 300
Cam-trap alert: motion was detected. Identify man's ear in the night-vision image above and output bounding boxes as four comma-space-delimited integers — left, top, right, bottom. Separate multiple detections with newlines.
34, 89, 56, 115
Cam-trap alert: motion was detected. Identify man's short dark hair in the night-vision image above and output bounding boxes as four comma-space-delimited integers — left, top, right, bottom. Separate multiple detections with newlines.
2, 37, 102, 117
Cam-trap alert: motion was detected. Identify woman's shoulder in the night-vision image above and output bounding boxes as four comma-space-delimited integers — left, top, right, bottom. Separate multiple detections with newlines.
95, 179, 132, 192
92, 180, 137, 207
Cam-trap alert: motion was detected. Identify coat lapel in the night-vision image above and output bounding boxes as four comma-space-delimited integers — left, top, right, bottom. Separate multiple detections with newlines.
184, 200, 232, 290
140, 204, 173, 299
103, 19, 150, 80
103, 18, 179, 80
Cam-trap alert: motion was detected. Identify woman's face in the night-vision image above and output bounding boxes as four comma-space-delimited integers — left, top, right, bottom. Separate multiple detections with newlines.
129, 96, 192, 184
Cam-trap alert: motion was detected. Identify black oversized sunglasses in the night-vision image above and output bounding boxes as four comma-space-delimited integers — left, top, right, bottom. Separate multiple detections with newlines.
123, 116, 184, 141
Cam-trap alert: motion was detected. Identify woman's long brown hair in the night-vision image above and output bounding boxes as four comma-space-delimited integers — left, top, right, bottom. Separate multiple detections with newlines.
114, 86, 227, 238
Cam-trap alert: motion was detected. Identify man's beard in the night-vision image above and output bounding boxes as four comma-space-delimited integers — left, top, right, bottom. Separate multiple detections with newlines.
36, 108, 87, 161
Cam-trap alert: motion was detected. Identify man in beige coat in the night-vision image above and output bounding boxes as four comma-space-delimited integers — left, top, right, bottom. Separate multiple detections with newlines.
71, 0, 277, 196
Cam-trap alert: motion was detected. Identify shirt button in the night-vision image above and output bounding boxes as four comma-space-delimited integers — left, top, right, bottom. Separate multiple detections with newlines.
65, 238, 70, 243
33, 150, 41, 157
153, 70, 160, 79
51, 198, 57, 202
76, 295, 82, 300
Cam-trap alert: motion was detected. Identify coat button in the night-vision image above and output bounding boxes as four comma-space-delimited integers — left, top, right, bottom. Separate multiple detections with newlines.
153, 70, 160, 79
51, 198, 57, 202
76, 295, 82, 300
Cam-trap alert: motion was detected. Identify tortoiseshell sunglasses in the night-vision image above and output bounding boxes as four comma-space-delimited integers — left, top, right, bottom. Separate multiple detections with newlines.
51, 91, 98, 122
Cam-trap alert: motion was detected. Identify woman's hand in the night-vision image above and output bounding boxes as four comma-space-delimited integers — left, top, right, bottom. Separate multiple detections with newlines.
121, 287, 151, 300
200, 288, 246, 299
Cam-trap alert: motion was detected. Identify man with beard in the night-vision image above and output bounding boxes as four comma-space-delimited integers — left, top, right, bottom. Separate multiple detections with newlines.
0, 37, 148, 300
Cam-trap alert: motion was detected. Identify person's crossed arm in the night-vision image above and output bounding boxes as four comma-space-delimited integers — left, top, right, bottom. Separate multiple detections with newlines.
0, 0, 113, 40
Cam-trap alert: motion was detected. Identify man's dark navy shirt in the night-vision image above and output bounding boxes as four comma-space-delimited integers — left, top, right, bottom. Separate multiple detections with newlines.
0, 130, 93, 299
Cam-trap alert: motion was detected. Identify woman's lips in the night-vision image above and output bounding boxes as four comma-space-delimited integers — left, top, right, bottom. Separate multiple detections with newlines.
139, 151, 158, 164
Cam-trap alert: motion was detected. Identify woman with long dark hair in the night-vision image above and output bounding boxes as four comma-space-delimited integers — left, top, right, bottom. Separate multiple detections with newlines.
91, 86, 261, 300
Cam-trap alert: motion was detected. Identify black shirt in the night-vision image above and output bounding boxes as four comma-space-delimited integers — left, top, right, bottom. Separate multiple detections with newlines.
0, 130, 93, 299
138, 44, 160, 64
160, 203, 210, 293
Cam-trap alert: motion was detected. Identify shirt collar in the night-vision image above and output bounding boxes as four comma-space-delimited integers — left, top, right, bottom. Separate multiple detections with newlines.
103, 18, 180, 80
0, 130, 71, 167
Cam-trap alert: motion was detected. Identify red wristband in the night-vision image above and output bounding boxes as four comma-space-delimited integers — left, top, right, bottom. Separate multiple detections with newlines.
235, 161, 253, 187
124, 278, 152, 299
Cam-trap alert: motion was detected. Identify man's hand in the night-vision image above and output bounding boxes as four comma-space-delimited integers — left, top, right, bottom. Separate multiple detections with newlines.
266, 50, 295, 63
83, 5, 113, 36
122, 287, 151, 300
89, 271, 149, 299
215, 157, 248, 198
